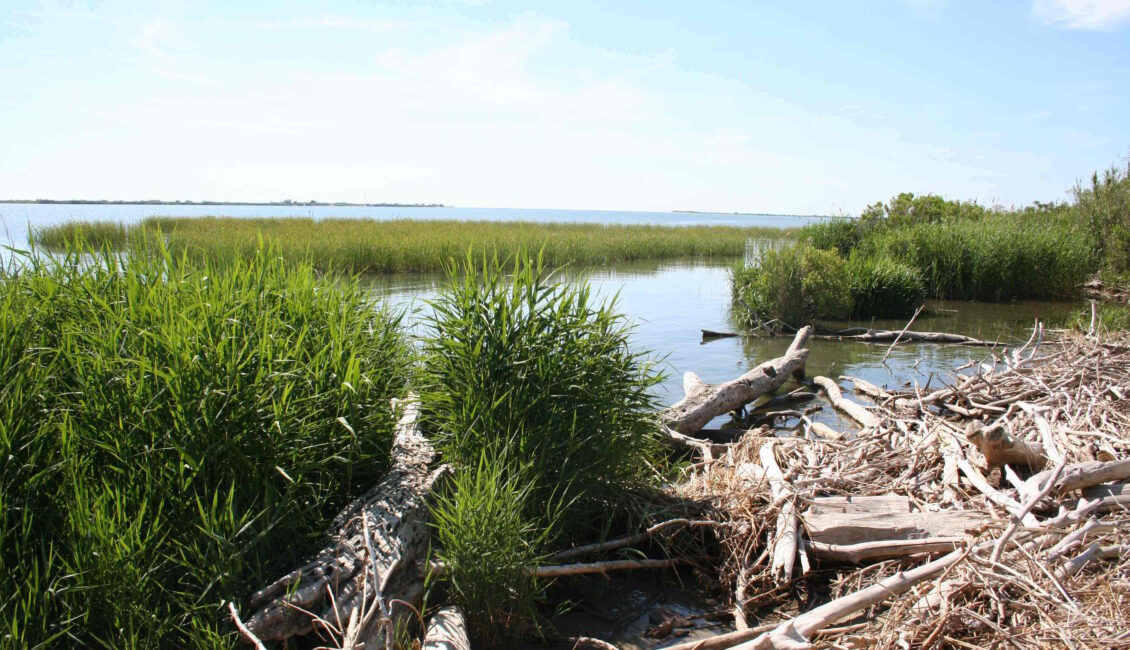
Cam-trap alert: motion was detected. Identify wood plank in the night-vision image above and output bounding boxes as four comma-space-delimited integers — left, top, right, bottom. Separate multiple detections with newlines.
807, 494, 911, 516
802, 510, 986, 546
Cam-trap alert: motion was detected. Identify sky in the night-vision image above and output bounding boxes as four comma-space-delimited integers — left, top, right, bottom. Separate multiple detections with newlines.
1, 1, 1129, 214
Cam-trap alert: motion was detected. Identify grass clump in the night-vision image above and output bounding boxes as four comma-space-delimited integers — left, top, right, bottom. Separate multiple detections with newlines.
0, 240, 410, 647
1070, 302, 1130, 333
845, 253, 925, 318
418, 251, 663, 646
34, 217, 793, 273
732, 242, 852, 327
30, 220, 129, 249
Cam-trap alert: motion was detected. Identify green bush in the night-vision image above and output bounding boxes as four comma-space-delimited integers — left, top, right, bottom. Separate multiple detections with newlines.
430, 451, 552, 648
732, 242, 852, 326
1075, 161, 1130, 273
800, 218, 866, 257
0, 241, 410, 647
418, 251, 663, 642
845, 253, 925, 319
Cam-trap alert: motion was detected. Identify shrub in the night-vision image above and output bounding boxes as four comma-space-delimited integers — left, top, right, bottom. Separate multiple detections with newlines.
732, 242, 852, 326
800, 218, 866, 257
0, 241, 410, 647
845, 253, 925, 319
430, 451, 552, 648
418, 251, 663, 641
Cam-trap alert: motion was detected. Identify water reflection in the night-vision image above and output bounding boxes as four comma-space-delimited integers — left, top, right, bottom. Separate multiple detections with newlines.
363, 261, 1082, 432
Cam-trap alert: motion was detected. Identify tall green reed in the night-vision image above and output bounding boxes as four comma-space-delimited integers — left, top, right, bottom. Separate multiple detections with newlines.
417, 251, 664, 645
0, 238, 410, 647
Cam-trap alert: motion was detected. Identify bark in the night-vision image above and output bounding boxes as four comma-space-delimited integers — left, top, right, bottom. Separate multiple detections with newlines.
242, 398, 439, 647
760, 441, 798, 584
806, 537, 964, 564
729, 549, 968, 649
662, 327, 812, 435
802, 511, 986, 547
422, 606, 471, 650
1020, 458, 1130, 504
813, 376, 879, 428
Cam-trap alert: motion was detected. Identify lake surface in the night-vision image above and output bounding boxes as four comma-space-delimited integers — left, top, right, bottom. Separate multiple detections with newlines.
368, 260, 1080, 434
1, 202, 1078, 432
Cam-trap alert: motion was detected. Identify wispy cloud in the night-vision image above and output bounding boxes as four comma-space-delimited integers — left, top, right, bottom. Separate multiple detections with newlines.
1032, 0, 1130, 29
257, 16, 400, 32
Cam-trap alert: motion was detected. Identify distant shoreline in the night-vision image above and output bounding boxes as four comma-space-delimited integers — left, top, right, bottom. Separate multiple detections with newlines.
0, 199, 445, 208
672, 209, 825, 218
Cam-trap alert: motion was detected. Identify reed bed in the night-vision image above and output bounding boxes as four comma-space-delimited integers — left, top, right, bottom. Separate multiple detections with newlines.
0, 243, 410, 647
672, 328, 1130, 648
33, 217, 793, 273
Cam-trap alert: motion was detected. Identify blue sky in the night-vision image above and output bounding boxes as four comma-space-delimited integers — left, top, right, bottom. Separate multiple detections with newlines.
1, 0, 1128, 214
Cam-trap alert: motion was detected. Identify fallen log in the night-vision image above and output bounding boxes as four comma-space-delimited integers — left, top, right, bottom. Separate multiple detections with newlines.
803, 510, 986, 547
242, 398, 439, 646
728, 548, 968, 649
423, 606, 471, 650
813, 376, 879, 428
806, 537, 964, 564
828, 328, 995, 347
760, 441, 798, 584
662, 327, 812, 435
1020, 458, 1130, 504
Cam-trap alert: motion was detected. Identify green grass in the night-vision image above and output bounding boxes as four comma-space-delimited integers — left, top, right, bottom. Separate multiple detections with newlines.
33, 217, 792, 273
417, 251, 664, 645
0, 241, 410, 647
1070, 302, 1130, 333
30, 220, 129, 249
732, 241, 852, 327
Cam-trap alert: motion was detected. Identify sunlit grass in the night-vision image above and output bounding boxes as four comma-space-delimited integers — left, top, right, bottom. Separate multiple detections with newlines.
33, 217, 795, 273
0, 240, 410, 647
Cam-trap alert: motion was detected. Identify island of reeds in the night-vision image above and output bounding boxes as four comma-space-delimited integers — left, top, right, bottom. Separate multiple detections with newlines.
32, 218, 792, 273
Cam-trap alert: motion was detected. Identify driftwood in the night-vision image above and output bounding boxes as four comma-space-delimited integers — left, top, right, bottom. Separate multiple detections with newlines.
730, 549, 968, 649
812, 376, 879, 428
422, 606, 471, 650
663, 327, 812, 435
760, 441, 798, 584
242, 398, 439, 646
805, 537, 964, 564
803, 510, 986, 546
827, 328, 994, 347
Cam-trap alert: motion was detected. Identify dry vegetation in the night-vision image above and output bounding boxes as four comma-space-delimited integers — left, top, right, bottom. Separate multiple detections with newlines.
674, 328, 1130, 648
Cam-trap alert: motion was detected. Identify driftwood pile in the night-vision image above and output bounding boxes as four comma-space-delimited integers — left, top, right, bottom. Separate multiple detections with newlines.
672, 327, 1130, 649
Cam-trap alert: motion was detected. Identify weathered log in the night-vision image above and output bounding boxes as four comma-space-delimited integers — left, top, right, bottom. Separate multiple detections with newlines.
243, 398, 439, 646
803, 510, 986, 547
423, 606, 471, 650
806, 494, 910, 516
1080, 482, 1130, 511
813, 376, 879, 428
662, 327, 812, 435
1020, 458, 1130, 504
965, 422, 1046, 469
729, 548, 968, 649
806, 537, 964, 564
830, 328, 994, 346
760, 440, 799, 584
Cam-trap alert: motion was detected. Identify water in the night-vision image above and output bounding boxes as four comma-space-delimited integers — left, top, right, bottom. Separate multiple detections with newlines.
0, 202, 825, 253
367, 261, 1082, 433
1, 201, 1078, 431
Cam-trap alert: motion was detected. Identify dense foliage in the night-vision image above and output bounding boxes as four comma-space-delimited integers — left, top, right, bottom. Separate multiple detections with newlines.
34, 217, 791, 273
0, 243, 410, 648
418, 252, 663, 646
734, 157, 1130, 326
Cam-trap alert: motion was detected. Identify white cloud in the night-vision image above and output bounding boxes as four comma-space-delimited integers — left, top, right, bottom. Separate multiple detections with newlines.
1032, 0, 1130, 29
257, 16, 399, 32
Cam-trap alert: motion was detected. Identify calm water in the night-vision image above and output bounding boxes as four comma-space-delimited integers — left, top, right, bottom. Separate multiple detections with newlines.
368, 261, 1080, 433
2, 202, 1077, 432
